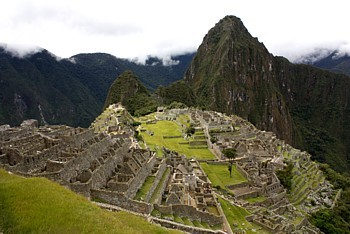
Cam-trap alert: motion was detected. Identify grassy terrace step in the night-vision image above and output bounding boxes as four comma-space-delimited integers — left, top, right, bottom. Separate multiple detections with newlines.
292, 188, 311, 205
218, 197, 269, 234
134, 176, 155, 201
177, 114, 190, 127
0, 169, 179, 234
150, 168, 170, 203
200, 163, 247, 193
140, 120, 215, 160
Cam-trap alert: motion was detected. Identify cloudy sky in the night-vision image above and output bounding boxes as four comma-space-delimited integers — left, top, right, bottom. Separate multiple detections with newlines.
1, 0, 349, 63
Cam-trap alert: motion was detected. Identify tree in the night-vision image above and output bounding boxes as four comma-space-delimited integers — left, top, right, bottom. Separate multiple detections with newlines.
222, 148, 237, 177
185, 124, 195, 136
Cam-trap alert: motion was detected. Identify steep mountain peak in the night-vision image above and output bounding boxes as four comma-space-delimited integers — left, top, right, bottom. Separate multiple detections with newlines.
213, 15, 249, 36
179, 15, 350, 173
202, 15, 263, 51
104, 70, 157, 116
184, 15, 289, 142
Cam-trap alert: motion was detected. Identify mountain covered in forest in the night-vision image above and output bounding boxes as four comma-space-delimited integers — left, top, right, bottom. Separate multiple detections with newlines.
0, 48, 193, 127
156, 16, 350, 173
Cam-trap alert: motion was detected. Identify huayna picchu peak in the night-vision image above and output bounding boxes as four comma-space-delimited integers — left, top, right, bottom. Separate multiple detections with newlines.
184, 15, 293, 145
161, 15, 350, 174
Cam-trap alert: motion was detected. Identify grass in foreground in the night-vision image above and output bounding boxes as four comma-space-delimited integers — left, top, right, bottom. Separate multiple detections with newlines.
0, 169, 179, 234
140, 120, 215, 160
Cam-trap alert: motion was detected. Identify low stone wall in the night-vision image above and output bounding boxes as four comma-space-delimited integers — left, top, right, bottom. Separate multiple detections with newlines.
91, 189, 153, 214
189, 141, 207, 146
226, 181, 250, 190
172, 204, 222, 225
69, 182, 91, 197
154, 204, 172, 214
151, 217, 225, 234
236, 164, 249, 180
295, 217, 308, 230
155, 204, 223, 226
235, 189, 261, 200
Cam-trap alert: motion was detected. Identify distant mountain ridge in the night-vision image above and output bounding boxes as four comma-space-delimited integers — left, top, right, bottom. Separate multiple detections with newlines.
301, 50, 350, 77
0, 47, 194, 127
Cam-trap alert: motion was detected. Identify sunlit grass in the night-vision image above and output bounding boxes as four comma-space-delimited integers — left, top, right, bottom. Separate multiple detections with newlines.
200, 162, 247, 191
141, 120, 215, 160
245, 196, 267, 204
0, 169, 179, 234
218, 197, 269, 234
134, 176, 155, 201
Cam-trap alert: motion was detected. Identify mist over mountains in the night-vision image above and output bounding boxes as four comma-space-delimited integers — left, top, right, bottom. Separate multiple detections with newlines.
0, 47, 194, 127
297, 49, 350, 77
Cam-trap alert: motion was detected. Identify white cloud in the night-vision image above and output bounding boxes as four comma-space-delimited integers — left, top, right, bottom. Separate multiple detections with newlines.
1, 0, 349, 63
0, 43, 43, 58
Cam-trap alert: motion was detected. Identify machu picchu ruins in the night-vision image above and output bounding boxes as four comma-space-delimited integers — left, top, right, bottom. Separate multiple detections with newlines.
0, 104, 339, 233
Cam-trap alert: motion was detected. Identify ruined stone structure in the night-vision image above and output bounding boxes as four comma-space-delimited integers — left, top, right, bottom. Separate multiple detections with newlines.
0, 105, 225, 233
1, 105, 336, 233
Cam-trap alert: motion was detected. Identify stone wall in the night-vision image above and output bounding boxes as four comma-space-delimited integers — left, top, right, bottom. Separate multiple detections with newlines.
22, 144, 62, 173
236, 164, 249, 179
125, 153, 156, 198
89, 141, 129, 189
155, 204, 223, 226
151, 217, 225, 234
152, 168, 171, 205
145, 159, 167, 202
58, 137, 110, 182
91, 189, 153, 214
226, 181, 250, 190
61, 128, 95, 148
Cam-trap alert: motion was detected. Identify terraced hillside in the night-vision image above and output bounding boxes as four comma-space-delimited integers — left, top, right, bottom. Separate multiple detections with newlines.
1, 105, 339, 233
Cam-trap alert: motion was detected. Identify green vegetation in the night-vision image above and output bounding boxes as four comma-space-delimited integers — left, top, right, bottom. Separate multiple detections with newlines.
104, 70, 158, 116
222, 148, 237, 177
140, 120, 215, 160
245, 196, 267, 204
276, 162, 293, 191
156, 80, 197, 107
218, 197, 268, 233
200, 162, 247, 192
150, 168, 170, 203
134, 176, 155, 201
310, 164, 350, 233
0, 169, 178, 234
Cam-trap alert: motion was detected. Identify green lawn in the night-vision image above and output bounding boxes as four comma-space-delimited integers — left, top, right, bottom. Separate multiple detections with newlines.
218, 197, 269, 234
140, 120, 215, 160
0, 169, 179, 234
245, 196, 267, 204
200, 163, 247, 191
177, 114, 190, 127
